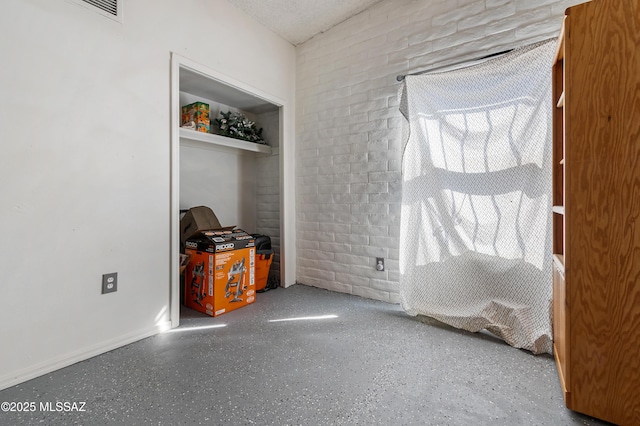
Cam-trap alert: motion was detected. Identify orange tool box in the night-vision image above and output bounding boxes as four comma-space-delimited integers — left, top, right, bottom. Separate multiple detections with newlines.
253, 234, 274, 292
184, 229, 255, 317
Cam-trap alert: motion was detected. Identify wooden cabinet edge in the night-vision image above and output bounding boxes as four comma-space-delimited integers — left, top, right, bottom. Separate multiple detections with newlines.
553, 343, 571, 408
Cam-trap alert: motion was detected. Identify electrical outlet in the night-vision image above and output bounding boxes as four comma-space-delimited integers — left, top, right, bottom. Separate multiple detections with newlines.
102, 272, 118, 294
376, 257, 385, 271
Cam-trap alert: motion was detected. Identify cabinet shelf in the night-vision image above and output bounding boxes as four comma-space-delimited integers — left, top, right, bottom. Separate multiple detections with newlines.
556, 92, 565, 108
552, 206, 565, 215
553, 254, 565, 273
179, 128, 272, 154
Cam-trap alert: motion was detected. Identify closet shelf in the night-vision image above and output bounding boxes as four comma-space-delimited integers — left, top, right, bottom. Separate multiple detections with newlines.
179, 128, 272, 154
553, 254, 565, 272
552, 206, 565, 215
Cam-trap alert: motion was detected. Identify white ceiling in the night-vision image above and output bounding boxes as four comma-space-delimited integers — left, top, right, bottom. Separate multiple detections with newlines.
227, 0, 385, 45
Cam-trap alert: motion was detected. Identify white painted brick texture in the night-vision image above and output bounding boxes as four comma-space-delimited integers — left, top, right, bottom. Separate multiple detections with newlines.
295, 0, 586, 302
255, 151, 281, 282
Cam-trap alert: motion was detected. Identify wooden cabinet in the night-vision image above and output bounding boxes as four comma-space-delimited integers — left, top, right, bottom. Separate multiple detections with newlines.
552, 1, 640, 424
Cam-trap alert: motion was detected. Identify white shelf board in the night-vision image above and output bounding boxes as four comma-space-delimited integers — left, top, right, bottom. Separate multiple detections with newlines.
179, 128, 272, 154
553, 254, 565, 274
180, 67, 279, 114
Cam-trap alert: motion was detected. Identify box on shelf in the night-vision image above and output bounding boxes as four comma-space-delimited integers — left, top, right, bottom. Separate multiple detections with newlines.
184, 229, 255, 317
181, 102, 210, 133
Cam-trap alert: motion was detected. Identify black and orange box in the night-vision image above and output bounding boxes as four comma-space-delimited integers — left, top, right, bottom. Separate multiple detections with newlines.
181, 102, 210, 133
184, 229, 255, 317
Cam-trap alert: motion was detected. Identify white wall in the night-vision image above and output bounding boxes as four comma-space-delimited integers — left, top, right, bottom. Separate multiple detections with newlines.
0, 0, 295, 390
295, 0, 585, 302
180, 144, 258, 231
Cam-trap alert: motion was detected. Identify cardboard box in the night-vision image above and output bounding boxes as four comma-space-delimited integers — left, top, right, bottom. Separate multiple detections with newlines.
180, 206, 231, 245
181, 102, 210, 133
184, 229, 255, 317
179, 253, 191, 275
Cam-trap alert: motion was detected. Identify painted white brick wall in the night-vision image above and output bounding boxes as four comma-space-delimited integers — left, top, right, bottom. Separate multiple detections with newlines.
255, 110, 281, 283
295, 0, 585, 303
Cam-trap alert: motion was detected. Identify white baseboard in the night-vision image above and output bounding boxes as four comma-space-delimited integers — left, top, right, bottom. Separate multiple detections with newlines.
0, 322, 172, 391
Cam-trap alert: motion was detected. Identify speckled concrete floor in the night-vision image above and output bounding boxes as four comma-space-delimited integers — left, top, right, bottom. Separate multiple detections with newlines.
0, 284, 610, 426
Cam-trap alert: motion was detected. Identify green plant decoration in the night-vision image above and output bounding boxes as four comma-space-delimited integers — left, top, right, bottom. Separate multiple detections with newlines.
213, 111, 265, 144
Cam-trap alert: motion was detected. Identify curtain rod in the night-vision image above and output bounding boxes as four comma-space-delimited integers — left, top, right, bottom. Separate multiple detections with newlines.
396, 49, 513, 82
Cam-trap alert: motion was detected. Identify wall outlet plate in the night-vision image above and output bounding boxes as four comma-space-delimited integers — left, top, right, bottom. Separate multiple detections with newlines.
376, 257, 385, 271
102, 272, 118, 294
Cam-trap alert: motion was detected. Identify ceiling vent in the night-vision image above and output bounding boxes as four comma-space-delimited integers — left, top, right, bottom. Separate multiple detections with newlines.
68, 0, 123, 23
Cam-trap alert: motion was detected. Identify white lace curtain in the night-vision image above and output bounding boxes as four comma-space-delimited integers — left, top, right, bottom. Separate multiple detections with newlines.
399, 40, 555, 354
